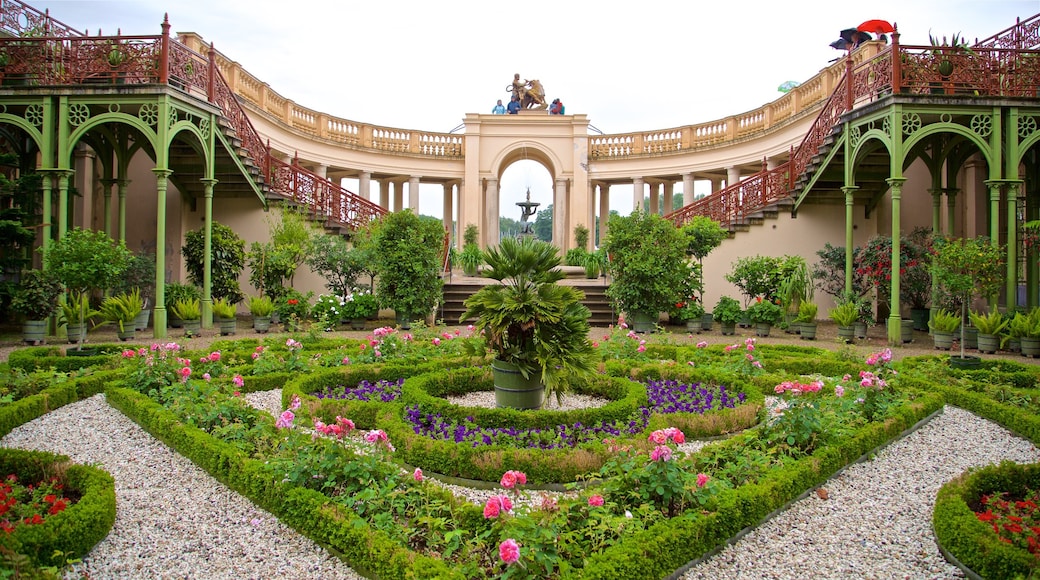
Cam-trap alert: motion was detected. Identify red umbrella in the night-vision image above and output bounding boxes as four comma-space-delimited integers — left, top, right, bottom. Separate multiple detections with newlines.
858, 19, 895, 34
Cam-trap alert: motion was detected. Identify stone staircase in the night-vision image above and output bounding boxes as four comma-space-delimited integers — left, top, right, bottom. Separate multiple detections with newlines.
439, 276, 616, 327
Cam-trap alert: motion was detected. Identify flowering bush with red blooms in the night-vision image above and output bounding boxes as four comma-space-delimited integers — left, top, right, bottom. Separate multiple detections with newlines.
975, 490, 1040, 554
856, 231, 933, 309
0, 474, 73, 534
669, 296, 704, 322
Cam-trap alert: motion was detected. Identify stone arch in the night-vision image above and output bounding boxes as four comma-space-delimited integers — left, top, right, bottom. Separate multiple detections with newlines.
482, 142, 565, 247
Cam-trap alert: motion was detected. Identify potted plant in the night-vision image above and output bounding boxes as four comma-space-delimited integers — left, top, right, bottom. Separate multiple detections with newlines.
171, 298, 202, 338
112, 252, 155, 332
249, 295, 275, 333
745, 296, 782, 337
458, 224, 483, 277
680, 216, 728, 306
58, 292, 100, 345
9, 269, 63, 345
165, 282, 201, 328
672, 297, 704, 333
212, 297, 238, 336
342, 288, 378, 330
43, 227, 132, 349
928, 308, 961, 351
276, 289, 311, 331
725, 255, 782, 310
460, 236, 595, 410
969, 310, 1008, 355
99, 288, 144, 341
796, 301, 818, 341
777, 256, 813, 332
712, 296, 743, 336
930, 236, 1005, 366
370, 210, 444, 330
582, 251, 601, 279
829, 302, 859, 343
1019, 309, 1040, 359
1007, 311, 1038, 357
603, 212, 688, 333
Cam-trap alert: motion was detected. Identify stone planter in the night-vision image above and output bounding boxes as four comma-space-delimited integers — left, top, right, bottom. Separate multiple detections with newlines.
216, 317, 236, 336
854, 321, 868, 339
350, 318, 366, 331
685, 320, 701, 333
932, 330, 955, 351
253, 316, 272, 334
630, 311, 656, 333
700, 313, 714, 332
889, 318, 913, 343
66, 323, 87, 344
183, 319, 201, 338
799, 322, 818, 340
977, 333, 999, 354
22, 320, 47, 345
754, 323, 772, 337
396, 311, 414, 330
837, 325, 855, 343
719, 323, 736, 336
168, 315, 184, 329
133, 308, 151, 332
491, 358, 544, 410
1021, 336, 1040, 358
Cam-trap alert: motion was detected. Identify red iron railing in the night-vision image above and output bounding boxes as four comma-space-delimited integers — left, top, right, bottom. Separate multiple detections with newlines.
0, 1, 386, 230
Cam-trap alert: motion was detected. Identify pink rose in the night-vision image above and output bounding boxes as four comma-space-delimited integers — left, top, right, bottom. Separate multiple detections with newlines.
696, 473, 709, 488
648, 430, 668, 445
413, 468, 423, 482
432, 338, 441, 346
232, 375, 244, 388
275, 410, 294, 429
835, 385, 845, 397
483, 498, 500, 519
499, 539, 520, 564
650, 445, 672, 462
696, 341, 708, 348
588, 495, 604, 507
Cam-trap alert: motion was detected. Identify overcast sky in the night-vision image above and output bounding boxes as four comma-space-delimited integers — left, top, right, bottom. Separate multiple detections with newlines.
38, 0, 1040, 219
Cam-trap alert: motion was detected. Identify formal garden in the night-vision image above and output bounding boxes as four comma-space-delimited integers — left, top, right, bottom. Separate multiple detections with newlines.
3, 209, 1040, 577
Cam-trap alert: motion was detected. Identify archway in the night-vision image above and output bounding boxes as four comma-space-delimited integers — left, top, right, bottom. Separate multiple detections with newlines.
499, 159, 552, 243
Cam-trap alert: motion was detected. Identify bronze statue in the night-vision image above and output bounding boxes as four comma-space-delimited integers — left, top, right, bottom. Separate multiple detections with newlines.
507, 74, 548, 110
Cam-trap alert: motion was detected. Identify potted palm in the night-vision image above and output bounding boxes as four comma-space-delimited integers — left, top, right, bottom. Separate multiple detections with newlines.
458, 224, 483, 277
212, 297, 238, 336
249, 295, 275, 333
928, 309, 961, 351
9, 269, 63, 345
165, 283, 201, 328
99, 289, 144, 341
746, 297, 782, 337
796, 301, 818, 340
1019, 309, 1040, 359
603, 212, 689, 333
969, 310, 1008, 355
461, 236, 595, 410
712, 296, 743, 336
171, 298, 202, 338
58, 293, 100, 345
930, 236, 1005, 367
829, 302, 859, 343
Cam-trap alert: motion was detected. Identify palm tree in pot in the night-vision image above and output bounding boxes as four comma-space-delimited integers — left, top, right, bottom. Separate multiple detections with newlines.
461, 237, 595, 410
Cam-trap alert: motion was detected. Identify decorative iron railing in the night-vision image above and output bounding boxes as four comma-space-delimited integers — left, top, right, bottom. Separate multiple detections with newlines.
0, 1, 386, 230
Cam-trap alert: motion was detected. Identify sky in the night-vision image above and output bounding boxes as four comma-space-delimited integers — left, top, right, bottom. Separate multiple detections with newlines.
35, 0, 1040, 219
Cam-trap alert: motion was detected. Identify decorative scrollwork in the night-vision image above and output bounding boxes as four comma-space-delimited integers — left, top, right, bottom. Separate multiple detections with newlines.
198, 118, 210, 139
24, 104, 42, 127
901, 113, 921, 136
849, 126, 861, 148
970, 114, 992, 137
108, 103, 121, 114
169, 108, 178, 128
1019, 116, 1038, 139
68, 103, 90, 127
940, 113, 953, 124
138, 103, 159, 127
882, 117, 891, 137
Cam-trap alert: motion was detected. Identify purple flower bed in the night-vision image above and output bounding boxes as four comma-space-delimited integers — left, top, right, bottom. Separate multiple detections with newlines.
404, 380, 749, 449
312, 378, 405, 403
404, 406, 652, 449
645, 380, 746, 414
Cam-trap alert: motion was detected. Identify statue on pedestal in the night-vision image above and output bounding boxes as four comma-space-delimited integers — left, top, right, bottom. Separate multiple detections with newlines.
507, 74, 548, 110
517, 188, 539, 237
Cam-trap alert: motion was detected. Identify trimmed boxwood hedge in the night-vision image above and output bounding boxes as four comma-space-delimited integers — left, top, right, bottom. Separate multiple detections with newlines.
934, 461, 1040, 579
0, 448, 116, 568
0, 369, 119, 438
7, 344, 125, 373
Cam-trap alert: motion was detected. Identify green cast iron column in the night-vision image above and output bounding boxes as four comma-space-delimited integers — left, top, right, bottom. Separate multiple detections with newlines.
930, 188, 942, 325
40, 173, 52, 251
986, 180, 1003, 310
100, 179, 114, 238
56, 171, 72, 238
1008, 182, 1022, 311
117, 180, 129, 243
152, 169, 173, 338
887, 178, 907, 345
842, 186, 858, 295
944, 188, 958, 235
201, 179, 218, 327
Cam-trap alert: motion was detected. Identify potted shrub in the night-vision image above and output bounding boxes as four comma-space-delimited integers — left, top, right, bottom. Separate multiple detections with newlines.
370, 210, 444, 330
582, 251, 601, 279
930, 236, 1005, 366
969, 310, 1008, 355
171, 298, 202, 338
777, 256, 813, 332
603, 212, 688, 333
458, 223, 483, 277
712, 296, 743, 336
58, 292, 100, 345
928, 309, 961, 351
672, 297, 704, 333
796, 301, 818, 340
249, 295, 275, 333
165, 283, 201, 328
746, 297, 782, 337
212, 297, 238, 336
99, 288, 144, 341
460, 236, 595, 410
1007, 311, 1039, 357
680, 216, 728, 304
9, 269, 63, 345
276, 289, 311, 331
43, 228, 132, 349
829, 302, 859, 343
725, 255, 782, 309
342, 288, 378, 330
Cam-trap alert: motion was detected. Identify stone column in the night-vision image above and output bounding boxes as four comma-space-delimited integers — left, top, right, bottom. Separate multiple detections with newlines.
201, 179, 218, 327
599, 183, 610, 246
711, 177, 724, 193
408, 176, 420, 213
442, 182, 454, 245
359, 171, 371, 203
665, 182, 677, 214
682, 173, 694, 207
887, 178, 907, 345
485, 179, 499, 247
726, 166, 740, 188
554, 178, 568, 249
393, 180, 404, 213
648, 182, 659, 215
632, 177, 644, 213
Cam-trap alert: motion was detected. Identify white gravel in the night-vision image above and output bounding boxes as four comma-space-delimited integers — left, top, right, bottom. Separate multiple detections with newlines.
682, 405, 1040, 580
1, 394, 362, 580
3, 389, 1036, 579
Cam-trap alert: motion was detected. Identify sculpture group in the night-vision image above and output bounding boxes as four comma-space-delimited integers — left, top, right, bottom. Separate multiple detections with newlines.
508, 74, 547, 110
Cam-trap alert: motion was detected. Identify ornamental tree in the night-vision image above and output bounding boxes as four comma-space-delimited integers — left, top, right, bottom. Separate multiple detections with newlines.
929, 236, 1005, 359
603, 211, 688, 316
